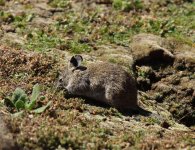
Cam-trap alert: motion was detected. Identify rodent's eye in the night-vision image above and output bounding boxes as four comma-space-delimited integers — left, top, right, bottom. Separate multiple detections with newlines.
59, 77, 63, 82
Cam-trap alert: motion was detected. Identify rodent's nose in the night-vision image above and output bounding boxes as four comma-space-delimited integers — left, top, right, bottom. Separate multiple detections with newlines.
64, 87, 68, 92
55, 81, 63, 91
57, 85, 63, 90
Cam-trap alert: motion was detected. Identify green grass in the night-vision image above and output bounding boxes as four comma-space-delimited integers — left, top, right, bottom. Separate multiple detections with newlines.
65, 40, 92, 53
49, 0, 70, 8
112, 0, 143, 11
25, 30, 64, 52
0, 0, 5, 6
1, 1, 194, 53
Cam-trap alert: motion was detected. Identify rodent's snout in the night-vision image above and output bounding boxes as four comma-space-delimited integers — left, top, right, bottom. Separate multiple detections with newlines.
55, 79, 64, 91
55, 74, 64, 89
64, 86, 68, 92
55, 82, 71, 99
55, 79, 69, 92
56, 83, 63, 90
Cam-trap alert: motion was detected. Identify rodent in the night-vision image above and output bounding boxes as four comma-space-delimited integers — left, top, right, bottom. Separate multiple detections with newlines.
57, 55, 150, 114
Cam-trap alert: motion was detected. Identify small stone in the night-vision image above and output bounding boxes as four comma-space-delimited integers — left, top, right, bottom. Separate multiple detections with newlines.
2, 25, 15, 32
29, 114, 34, 118
161, 121, 170, 129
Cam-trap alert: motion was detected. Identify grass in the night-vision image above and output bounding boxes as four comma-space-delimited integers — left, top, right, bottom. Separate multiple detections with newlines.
112, 0, 144, 11
1, 1, 194, 52
0, 0, 5, 6
24, 30, 64, 52
49, 0, 70, 8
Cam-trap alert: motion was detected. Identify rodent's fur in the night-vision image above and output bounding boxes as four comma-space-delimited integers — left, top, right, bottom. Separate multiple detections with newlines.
57, 55, 149, 114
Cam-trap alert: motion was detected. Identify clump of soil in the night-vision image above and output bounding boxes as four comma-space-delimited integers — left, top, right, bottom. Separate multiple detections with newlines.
0, 43, 194, 150
0, 46, 59, 96
132, 34, 195, 127
0, 112, 19, 150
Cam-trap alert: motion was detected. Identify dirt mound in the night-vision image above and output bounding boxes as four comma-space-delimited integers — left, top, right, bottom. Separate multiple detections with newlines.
0, 112, 19, 150
0, 47, 61, 149
131, 34, 195, 126
0, 43, 194, 149
130, 33, 175, 68
0, 46, 58, 96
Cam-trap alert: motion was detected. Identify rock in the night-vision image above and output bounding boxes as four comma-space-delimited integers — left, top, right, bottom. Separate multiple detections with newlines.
130, 33, 195, 72
174, 50, 195, 71
0, 113, 18, 150
1, 25, 15, 32
136, 66, 156, 91
130, 33, 174, 67
0, 33, 24, 45
31, 16, 54, 27
152, 83, 174, 93
91, 44, 134, 69
165, 38, 195, 71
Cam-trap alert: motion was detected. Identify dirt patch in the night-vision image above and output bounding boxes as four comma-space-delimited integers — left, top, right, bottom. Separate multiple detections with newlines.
0, 46, 58, 94
132, 34, 195, 127
0, 111, 19, 150
0, 40, 194, 149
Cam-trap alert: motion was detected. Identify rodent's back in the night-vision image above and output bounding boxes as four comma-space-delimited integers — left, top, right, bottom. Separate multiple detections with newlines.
87, 62, 130, 83
86, 62, 138, 109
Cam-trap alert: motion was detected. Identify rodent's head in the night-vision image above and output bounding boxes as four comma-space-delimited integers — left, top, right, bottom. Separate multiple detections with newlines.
56, 55, 84, 90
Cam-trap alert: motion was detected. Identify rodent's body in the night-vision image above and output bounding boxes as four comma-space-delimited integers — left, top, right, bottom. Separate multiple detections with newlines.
58, 58, 138, 111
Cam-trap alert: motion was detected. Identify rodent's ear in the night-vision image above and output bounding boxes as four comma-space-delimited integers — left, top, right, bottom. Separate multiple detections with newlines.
69, 55, 83, 68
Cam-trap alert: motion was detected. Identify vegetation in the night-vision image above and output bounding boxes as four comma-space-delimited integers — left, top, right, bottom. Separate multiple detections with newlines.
0, 0, 194, 52
4, 84, 51, 115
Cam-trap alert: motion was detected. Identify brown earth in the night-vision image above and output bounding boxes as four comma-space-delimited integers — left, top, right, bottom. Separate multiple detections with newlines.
0, 111, 18, 150
131, 34, 195, 127
0, 34, 195, 149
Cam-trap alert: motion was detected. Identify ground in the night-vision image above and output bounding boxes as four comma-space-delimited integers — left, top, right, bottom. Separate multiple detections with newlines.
0, 0, 195, 150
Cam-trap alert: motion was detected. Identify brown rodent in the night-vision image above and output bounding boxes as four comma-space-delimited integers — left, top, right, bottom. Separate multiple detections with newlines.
57, 55, 149, 114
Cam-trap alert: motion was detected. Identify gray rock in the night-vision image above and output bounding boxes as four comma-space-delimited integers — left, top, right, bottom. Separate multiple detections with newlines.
0, 113, 17, 150
130, 33, 174, 66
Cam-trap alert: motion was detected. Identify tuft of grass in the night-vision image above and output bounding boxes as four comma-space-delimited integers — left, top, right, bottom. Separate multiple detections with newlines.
0, 0, 5, 6
25, 30, 64, 52
49, 0, 70, 8
0, 11, 14, 23
143, 117, 161, 125
112, 0, 143, 11
65, 40, 92, 54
